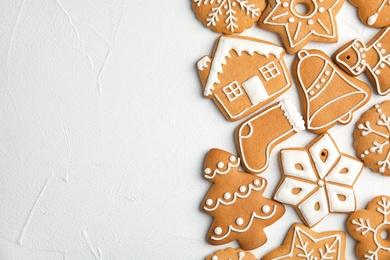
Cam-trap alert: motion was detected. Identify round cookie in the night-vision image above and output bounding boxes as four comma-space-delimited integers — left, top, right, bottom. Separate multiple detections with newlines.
205, 248, 257, 260
192, 0, 266, 34
354, 101, 390, 176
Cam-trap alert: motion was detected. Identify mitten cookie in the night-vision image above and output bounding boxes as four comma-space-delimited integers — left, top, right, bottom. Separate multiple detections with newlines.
235, 99, 305, 174
347, 196, 390, 260
258, 0, 344, 54
349, 0, 390, 28
197, 35, 291, 122
354, 101, 390, 176
274, 133, 363, 227
206, 248, 257, 260
262, 223, 346, 260
192, 0, 266, 34
334, 27, 390, 95
293, 49, 371, 134
201, 149, 285, 250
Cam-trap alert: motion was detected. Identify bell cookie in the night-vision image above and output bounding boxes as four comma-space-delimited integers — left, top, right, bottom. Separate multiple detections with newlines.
201, 148, 285, 250
206, 248, 257, 260
293, 49, 371, 134
235, 99, 305, 174
192, 0, 266, 34
353, 101, 390, 176
334, 26, 390, 95
197, 35, 292, 122
262, 222, 346, 260
258, 0, 344, 54
347, 195, 390, 260
274, 133, 363, 227
349, 0, 390, 28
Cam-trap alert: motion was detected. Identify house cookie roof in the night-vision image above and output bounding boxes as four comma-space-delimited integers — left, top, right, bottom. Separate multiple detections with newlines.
204, 36, 285, 97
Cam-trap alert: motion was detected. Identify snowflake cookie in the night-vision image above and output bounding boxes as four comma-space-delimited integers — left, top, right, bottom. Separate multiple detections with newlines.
262, 223, 346, 260
274, 133, 364, 227
192, 0, 266, 34
206, 247, 257, 260
201, 148, 285, 250
347, 196, 390, 260
354, 101, 390, 176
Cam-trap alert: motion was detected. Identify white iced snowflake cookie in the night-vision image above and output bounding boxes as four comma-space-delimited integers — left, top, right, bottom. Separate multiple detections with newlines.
354, 101, 390, 176
274, 133, 363, 227
192, 0, 266, 34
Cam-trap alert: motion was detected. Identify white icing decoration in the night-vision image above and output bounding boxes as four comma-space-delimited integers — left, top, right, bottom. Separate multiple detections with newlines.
229, 156, 236, 162
279, 98, 306, 132
274, 177, 317, 205
298, 187, 329, 227
262, 205, 271, 213
318, 180, 324, 186
224, 192, 231, 200
368, 13, 379, 25
253, 179, 260, 185
325, 155, 363, 185
326, 184, 355, 212
203, 36, 284, 97
212, 256, 218, 260
309, 134, 340, 179
204, 157, 241, 179
238, 252, 245, 260
206, 199, 213, 206
211, 205, 278, 241
242, 76, 269, 105
217, 162, 224, 168
203, 179, 266, 211
236, 217, 244, 226
205, 168, 211, 174
280, 150, 317, 181
239, 185, 246, 192
214, 227, 222, 235
197, 56, 211, 71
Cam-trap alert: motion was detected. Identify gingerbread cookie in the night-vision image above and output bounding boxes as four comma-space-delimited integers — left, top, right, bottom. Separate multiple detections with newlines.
274, 133, 363, 227
206, 248, 257, 260
201, 149, 285, 250
354, 101, 390, 176
258, 0, 344, 54
262, 223, 346, 260
349, 0, 390, 28
192, 0, 266, 34
197, 35, 292, 122
334, 27, 390, 95
235, 99, 305, 174
293, 49, 371, 134
347, 195, 390, 260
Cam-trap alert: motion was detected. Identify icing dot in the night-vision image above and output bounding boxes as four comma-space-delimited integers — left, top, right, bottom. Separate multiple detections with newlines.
377, 43, 382, 48
224, 4, 228, 9
217, 162, 224, 168
224, 192, 231, 200
238, 252, 245, 257
361, 54, 366, 58
361, 154, 365, 158
375, 104, 380, 108
308, 20, 314, 25
289, 17, 295, 23
325, 71, 330, 76
378, 109, 383, 113
380, 167, 385, 173
354, 42, 360, 47
359, 48, 364, 53
382, 49, 386, 54
315, 84, 320, 89
232, 1, 236, 6
319, 7, 325, 12
356, 67, 362, 72
361, 60, 366, 65
206, 199, 213, 206
217, 0, 221, 3
381, 63, 386, 68
236, 218, 244, 226
365, 150, 369, 155
214, 227, 222, 235
253, 179, 260, 185
262, 205, 271, 213
310, 90, 315, 95
318, 180, 324, 186
239, 186, 247, 192
212, 256, 218, 260
321, 78, 326, 83
376, 70, 381, 75
283, 2, 289, 7
229, 156, 236, 162
205, 168, 211, 174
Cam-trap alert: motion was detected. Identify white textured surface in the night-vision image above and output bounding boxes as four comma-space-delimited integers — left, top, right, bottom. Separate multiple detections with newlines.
0, 0, 389, 259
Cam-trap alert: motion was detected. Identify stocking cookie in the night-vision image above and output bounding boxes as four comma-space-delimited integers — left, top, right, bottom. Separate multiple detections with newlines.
347, 196, 390, 260
293, 49, 371, 134
235, 99, 305, 174
258, 0, 344, 54
197, 35, 292, 122
262, 223, 346, 260
334, 27, 390, 95
354, 101, 390, 176
206, 248, 257, 260
349, 0, 390, 28
192, 0, 266, 34
201, 149, 285, 250
274, 133, 363, 227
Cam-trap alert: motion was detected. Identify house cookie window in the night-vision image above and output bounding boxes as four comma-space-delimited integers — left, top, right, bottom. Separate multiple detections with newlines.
259, 61, 280, 81
223, 81, 243, 102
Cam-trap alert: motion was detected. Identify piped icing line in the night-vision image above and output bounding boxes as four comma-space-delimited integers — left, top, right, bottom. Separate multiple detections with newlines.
203, 179, 266, 211
210, 205, 278, 241
204, 158, 241, 179
279, 98, 305, 132
204, 36, 284, 96
197, 56, 211, 71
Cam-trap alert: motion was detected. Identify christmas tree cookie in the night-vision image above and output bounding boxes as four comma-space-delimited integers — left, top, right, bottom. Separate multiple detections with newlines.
201, 149, 285, 250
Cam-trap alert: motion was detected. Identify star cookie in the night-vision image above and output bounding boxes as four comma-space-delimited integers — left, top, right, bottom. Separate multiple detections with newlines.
258, 0, 344, 54
262, 223, 346, 260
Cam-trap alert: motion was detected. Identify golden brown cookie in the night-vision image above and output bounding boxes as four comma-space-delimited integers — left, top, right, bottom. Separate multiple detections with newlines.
235, 99, 305, 174
206, 248, 257, 260
347, 195, 390, 260
258, 0, 344, 54
274, 133, 363, 227
201, 148, 285, 250
262, 223, 346, 260
197, 35, 292, 122
292, 49, 371, 134
349, 0, 390, 28
334, 26, 390, 95
354, 101, 390, 176
192, 0, 266, 34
